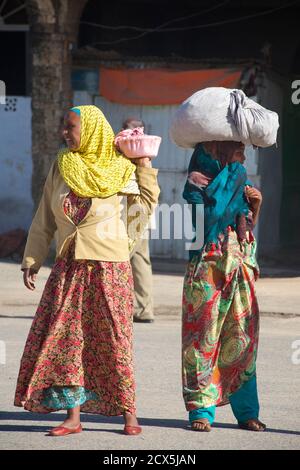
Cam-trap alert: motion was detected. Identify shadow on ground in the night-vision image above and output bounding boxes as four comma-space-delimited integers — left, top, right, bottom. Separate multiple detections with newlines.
1, 411, 300, 436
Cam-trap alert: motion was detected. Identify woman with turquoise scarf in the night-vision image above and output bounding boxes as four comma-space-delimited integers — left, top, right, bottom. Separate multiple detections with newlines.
182, 140, 265, 432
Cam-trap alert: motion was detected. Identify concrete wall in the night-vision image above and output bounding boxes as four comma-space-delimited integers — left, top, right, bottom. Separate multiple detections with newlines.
0, 97, 33, 233
257, 75, 283, 256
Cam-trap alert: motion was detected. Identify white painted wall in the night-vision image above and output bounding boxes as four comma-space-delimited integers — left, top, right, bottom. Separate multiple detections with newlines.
0, 96, 33, 233
0, 91, 263, 260
0, 87, 276, 259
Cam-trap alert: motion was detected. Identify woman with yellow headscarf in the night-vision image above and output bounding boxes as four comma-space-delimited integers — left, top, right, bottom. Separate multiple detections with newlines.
58, 105, 140, 198
14, 105, 160, 436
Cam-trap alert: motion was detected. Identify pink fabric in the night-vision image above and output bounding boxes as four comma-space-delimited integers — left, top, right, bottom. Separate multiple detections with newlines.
115, 127, 161, 158
115, 127, 145, 145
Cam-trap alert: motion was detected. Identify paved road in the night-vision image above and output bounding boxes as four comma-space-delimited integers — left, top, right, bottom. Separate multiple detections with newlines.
1, 314, 300, 450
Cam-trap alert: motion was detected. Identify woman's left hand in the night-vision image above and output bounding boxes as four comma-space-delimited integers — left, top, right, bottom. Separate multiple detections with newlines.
245, 186, 263, 210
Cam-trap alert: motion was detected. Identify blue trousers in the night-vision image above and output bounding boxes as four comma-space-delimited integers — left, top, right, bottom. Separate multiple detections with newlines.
189, 374, 260, 425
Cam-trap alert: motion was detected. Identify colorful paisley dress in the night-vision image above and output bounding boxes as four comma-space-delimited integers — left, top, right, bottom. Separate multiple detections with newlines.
182, 226, 259, 411
14, 190, 136, 416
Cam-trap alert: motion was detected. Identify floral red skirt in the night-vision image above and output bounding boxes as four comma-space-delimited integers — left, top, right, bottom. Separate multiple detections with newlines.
14, 191, 136, 416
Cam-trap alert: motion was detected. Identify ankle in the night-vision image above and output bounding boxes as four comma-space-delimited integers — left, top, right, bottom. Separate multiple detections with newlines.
67, 406, 80, 421
123, 411, 139, 426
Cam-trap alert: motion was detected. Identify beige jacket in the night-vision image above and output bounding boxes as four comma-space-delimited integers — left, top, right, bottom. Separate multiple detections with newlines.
21, 161, 160, 272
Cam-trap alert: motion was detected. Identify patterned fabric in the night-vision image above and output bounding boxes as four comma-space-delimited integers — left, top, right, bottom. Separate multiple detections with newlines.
62, 190, 91, 225
40, 191, 92, 410
42, 386, 98, 410
182, 227, 259, 411
58, 105, 138, 198
182, 144, 253, 260
14, 190, 136, 415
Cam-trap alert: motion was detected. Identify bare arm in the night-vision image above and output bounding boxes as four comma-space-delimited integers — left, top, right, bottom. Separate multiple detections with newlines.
245, 186, 263, 226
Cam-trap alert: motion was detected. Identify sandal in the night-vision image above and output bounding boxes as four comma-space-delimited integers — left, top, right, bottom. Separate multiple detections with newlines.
191, 419, 211, 432
124, 425, 142, 435
238, 419, 266, 432
48, 424, 82, 436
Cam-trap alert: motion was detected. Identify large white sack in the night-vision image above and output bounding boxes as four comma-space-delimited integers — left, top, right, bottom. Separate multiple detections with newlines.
169, 87, 279, 148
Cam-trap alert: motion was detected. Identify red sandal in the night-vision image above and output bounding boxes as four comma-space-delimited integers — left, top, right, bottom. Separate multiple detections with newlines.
124, 425, 142, 436
48, 424, 83, 436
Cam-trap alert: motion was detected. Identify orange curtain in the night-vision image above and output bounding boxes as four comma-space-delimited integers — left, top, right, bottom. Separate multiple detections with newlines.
99, 68, 242, 105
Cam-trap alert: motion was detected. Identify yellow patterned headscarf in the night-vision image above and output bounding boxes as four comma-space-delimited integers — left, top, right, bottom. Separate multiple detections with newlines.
57, 105, 136, 198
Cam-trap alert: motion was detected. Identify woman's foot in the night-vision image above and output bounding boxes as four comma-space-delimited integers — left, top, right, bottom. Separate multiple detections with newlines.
123, 411, 142, 435
48, 405, 81, 436
238, 418, 266, 432
48, 423, 82, 436
58, 417, 81, 430
191, 418, 211, 432
59, 405, 81, 429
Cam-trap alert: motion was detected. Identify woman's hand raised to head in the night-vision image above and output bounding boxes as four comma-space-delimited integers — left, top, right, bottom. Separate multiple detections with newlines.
131, 157, 152, 168
23, 268, 37, 290
245, 186, 263, 210
245, 186, 262, 226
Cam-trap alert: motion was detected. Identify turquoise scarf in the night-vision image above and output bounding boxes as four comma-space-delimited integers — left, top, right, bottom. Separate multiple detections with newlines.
183, 144, 252, 259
